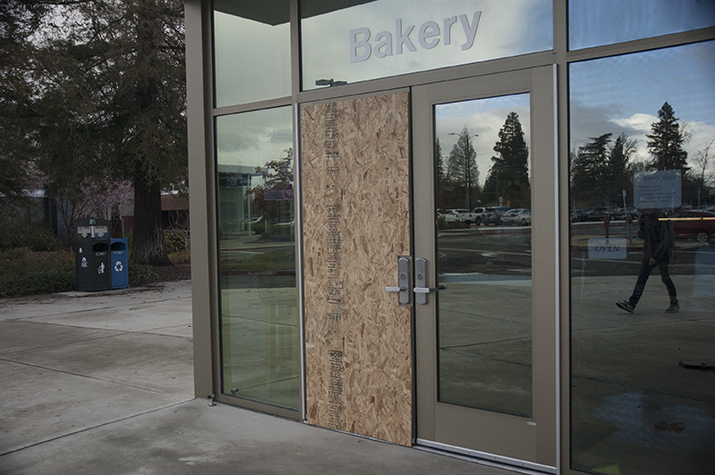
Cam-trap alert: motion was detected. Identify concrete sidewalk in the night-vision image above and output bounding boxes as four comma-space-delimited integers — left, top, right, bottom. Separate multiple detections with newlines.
0, 281, 515, 475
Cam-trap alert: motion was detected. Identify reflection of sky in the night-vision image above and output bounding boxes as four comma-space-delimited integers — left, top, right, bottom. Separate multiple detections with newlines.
301, 0, 551, 89
214, 12, 291, 107
216, 107, 293, 170
436, 94, 530, 186
570, 41, 715, 171
570, 0, 715, 50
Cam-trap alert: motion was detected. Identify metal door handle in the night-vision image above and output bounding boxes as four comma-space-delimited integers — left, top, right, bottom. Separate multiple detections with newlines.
413, 258, 445, 304
385, 257, 411, 305
385, 286, 407, 293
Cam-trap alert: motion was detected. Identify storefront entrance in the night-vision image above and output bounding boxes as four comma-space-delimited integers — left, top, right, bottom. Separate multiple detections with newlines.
413, 67, 558, 472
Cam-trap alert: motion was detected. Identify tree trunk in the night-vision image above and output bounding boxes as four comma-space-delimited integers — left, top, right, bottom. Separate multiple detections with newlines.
131, 159, 171, 266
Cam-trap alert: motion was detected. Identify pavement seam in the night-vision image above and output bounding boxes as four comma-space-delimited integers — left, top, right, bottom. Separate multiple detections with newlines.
0, 322, 192, 356
0, 357, 193, 398
5, 296, 190, 321
0, 399, 195, 458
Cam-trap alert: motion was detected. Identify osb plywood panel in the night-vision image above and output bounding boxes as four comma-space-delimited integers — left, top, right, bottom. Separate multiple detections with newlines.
301, 92, 412, 446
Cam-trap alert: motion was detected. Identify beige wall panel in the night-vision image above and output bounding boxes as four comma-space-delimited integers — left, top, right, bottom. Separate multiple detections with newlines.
301, 92, 412, 446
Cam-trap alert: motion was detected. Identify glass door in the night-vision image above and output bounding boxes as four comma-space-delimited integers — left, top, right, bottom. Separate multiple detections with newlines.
413, 67, 558, 471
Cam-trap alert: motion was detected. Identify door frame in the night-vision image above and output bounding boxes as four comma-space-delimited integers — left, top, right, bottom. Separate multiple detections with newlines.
412, 65, 559, 471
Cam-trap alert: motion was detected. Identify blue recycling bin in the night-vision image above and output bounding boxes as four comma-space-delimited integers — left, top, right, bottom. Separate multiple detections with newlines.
110, 238, 129, 289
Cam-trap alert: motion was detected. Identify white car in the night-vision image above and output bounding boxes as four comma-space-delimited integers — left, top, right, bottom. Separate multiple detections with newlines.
501, 208, 532, 226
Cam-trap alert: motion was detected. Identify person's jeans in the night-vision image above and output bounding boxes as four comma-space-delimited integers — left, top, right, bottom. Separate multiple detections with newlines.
629, 257, 677, 307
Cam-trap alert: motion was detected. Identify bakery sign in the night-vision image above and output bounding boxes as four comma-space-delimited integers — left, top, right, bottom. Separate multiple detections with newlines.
350, 11, 482, 63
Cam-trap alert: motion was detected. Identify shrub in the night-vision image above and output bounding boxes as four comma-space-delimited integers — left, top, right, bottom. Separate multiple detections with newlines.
169, 250, 191, 264
0, 222, 64, 252
164, 229, 188, 254
436, 216, 469, 230
128, 262, 158, 286
0, 248, 75, 297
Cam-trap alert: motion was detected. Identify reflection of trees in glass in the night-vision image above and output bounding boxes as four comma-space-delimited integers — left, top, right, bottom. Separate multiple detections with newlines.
647, 102, 689, 172
693, 139, 714, 193
247, 148, 294, 236
436, 128, 481, 211
572, 102, 715, 208
445, 127, 480, 209
570, 133, 638, 207
483, 112, 530, 207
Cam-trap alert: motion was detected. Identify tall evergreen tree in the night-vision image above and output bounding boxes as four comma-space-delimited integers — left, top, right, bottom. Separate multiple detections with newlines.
607, 133, 637, 205
0, 1, 49, 208
483, 112, 530, 207
31, 0, 187, 264
446, 126, 479, 209
647, 102, 688, 172
570, 133, 612, 207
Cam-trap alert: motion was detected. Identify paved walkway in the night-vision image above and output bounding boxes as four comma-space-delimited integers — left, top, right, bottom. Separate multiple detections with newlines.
0, 281, 517, 475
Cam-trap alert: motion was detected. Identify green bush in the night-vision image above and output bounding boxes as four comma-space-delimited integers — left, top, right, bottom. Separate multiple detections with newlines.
0, 248, 75, 297
128, 262, 158, 285
436, 216, 469, 230
169, 250, 191, 264
0, 222, 64, 252
164, 229, 188, 254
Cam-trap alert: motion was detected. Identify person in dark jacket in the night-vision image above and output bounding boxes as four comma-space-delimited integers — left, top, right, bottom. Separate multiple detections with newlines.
616, 208, 678, 313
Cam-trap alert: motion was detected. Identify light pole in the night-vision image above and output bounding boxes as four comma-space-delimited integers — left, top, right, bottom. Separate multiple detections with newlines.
449, 132, 478, 210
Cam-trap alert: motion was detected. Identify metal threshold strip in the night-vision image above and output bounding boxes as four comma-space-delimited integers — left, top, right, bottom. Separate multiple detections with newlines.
415, 439, 557, 475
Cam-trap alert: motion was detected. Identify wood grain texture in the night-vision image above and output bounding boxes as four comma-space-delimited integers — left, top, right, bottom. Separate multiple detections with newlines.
301, 92, 412, 446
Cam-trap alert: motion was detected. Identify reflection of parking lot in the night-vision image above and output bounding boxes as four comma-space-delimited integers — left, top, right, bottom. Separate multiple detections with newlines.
570, 273, 715, 475
438, 227, 531, 275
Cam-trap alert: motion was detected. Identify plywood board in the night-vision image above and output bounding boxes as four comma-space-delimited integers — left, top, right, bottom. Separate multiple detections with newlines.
301, 92, 412, 446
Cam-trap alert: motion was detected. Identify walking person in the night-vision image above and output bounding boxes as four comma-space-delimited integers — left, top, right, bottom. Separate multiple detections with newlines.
616, 207, 679, 313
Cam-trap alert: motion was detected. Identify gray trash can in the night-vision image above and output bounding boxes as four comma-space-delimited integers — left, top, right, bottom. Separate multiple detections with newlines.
75, 218, 111, 291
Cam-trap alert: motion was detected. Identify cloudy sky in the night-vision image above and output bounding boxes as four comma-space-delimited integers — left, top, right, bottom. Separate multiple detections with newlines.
570, 40, 715, 170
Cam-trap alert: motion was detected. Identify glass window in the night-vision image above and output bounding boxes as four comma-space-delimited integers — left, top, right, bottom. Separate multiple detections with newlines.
301, 0, 552, 90
215, 106, 299, 410
569, 41, 715, 474
435, 94, 533, 417
569, 0, 715, 50
213, 0, 291, 107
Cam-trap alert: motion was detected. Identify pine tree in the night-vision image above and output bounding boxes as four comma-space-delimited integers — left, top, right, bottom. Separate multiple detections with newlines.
31, 0, 187, 264
446, 126, 479, 209
0, 1, 49, 207
569, 133, 612, 207
483, 112, 530, 207
647, 102, 688, 172
607, 133, 637, 205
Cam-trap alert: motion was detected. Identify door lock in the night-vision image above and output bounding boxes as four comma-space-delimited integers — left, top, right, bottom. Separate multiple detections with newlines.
385, 257, 411, 305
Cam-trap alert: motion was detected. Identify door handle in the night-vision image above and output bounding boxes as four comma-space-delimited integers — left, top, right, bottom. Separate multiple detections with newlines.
385, 256, 411, 305
413, 258, 446, 304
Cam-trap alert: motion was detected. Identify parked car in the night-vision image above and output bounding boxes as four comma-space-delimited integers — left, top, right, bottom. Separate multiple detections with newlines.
585, 206, 621, 222
481, 206, 512, 225
501, 208, 531, 226
571, 208, 593, 222
441, 209, 461, 222
454, 209, 481, 223
665, 210, 715, 243
471, 207, 489, 225
616, 207, 639, 221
